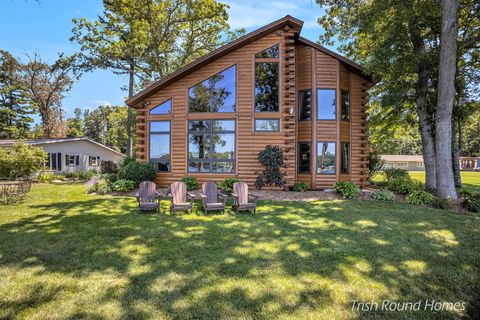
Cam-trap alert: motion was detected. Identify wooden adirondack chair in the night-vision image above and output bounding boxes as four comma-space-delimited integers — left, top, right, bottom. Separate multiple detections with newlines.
167, 181, 196, 214
135, 181, 162, 212
232, 182, 258, 213
200, 182, 228, 213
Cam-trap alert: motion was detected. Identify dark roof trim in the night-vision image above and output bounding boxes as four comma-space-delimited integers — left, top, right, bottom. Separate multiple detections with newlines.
296, 37, 374, 83
126, 15, 303, 107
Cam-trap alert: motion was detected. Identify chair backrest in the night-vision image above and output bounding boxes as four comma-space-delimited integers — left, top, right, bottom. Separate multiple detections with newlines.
170, 182, 187, 204
233, 182, 248, 204
202, 182, 218, 204
138, 181, 157, 203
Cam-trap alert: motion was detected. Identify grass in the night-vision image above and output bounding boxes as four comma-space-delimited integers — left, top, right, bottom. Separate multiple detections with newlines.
0, 183, 479, 319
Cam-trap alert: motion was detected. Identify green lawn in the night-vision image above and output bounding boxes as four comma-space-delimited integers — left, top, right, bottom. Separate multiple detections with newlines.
408, 171, 480, 193
1, 184, 479, 319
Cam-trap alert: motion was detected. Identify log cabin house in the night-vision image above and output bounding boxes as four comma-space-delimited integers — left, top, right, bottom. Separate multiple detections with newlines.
126, 16, 374, 189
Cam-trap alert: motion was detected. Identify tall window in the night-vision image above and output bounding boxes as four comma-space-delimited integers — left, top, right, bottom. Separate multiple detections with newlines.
317, 142, 336, 174
255, 44, 279, 112
298, 89, 311, 120
298, 143, 310, 173
317, 89, 336, 120
188, 65, 236, 113
340, 142, 350, 174
149, 121, 170, 172
149, 99, 172, 115
188, 120, 235, 173
341, 90, 350, 121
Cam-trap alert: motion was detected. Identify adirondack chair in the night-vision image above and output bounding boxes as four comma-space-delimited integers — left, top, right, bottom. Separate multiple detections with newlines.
232, 182, 258, 213
167, 181, 196, 214
200, 182, 228, 213
135, 181, 162, 212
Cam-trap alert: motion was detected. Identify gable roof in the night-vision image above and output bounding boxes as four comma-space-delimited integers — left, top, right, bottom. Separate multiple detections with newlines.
126, 15, 373, 107
0, 137, 125, 156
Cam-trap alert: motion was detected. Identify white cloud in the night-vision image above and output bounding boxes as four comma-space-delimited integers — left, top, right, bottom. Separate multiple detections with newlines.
89, 99, 111, 107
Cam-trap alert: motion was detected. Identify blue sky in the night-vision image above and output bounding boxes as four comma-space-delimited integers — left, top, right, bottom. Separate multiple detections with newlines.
0, 0, 327, 119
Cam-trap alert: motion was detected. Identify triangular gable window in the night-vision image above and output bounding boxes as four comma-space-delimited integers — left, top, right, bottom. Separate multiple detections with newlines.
149, 99, 172, 115
255, 44, 279, 58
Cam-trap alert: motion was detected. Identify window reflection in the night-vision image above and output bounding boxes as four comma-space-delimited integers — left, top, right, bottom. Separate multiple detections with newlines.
255, 62, 279, 112
317, 142, 336, 174
317, 89, 336, 120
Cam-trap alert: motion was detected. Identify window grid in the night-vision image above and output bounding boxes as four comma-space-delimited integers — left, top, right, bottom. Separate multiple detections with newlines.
149, 121, 171, 172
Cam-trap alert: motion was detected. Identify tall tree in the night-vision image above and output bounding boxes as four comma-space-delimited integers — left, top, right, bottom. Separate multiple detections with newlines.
0, 50, 34, 139
66, 107, 84, 138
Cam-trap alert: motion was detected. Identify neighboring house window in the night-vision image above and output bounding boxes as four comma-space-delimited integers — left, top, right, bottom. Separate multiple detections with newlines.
255, 44, 279, 58
65, 154, 79, 166
89, 156, 100, 166
317, 89, 336, 120
317, 142, 336, 174
341, 142, 350, 174
149, 99, 172, 114
341, 90, 350, 121
254, 119, 279, 132
188, 119, 235, 173
298, 143, 310, 173
45, 153, 61, 171
417, 161, 424, 167
396, 162, 408, 168
188, 65, 236, 113
298, 89, 311, 120
384, 162, 394, 169
149, 121, 171, 172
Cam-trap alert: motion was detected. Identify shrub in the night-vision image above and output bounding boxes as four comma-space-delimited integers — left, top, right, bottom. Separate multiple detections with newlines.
383, 168, 409, 181
120, 156, 136, 168
101, 160, 119, 174
65, 170, 96, 181
334, 181, 360, 199
111, 179, 136, 192
181, 176, 199, 191
218, 178, 240, 194
405, 190, 434, 206
458, 189, 480, 212
256, 145, 284, 190
367, 150, 384, 182
103, 173, 118, 183
117, 161, 156, 186
429, 197, 452, 210
386, 176, 422, 194
87, 180, 111, 195
372, 189, 396, 201
293, 182, 309, 192
37, 172, 55, 183
0, 142, 47, 179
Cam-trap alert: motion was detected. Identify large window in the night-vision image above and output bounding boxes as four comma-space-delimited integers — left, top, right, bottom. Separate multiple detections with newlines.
317, 89, 336, 120
255, 44, 279, 58
317, 142, 336, 174
65, 154, 79, 166
255, 63, 279, 112
149, 99, 172, 115
298, 89, 311, 120
188, 120, 235, 173
298, 143, 311, 173
340, 142, 350, 174
341, 90, 350, 121
254, 119, 279, 132
149, 121, 170, 172
188, 65, 236, 113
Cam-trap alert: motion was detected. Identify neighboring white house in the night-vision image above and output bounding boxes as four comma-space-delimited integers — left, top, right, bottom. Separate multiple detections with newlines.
381, 154, 480, 171
0, 138, 125, 173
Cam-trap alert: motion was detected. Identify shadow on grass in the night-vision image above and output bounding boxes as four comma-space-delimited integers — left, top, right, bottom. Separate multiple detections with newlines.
0, 195, 479, 319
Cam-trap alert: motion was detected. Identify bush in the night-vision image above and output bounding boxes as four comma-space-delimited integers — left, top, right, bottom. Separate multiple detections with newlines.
37, 172, 55, 183
372, 189, 396, 201
117, 161, 156, 186
429, 197, 452, 210
111, 179, 136, 192
120, 156, 136, 168
0, 142, 47, 179
334, 181, 360, 199
368, 150, 384, 182
293, 182, 309, 192
218, 178, 240, 194
256, 145, 284, 190
386, 176, 422, 194
458, 189, 480, 212
103, 173, 118, 183
87, 180, 111, 195
65, 170, 96, 181
405, 190, 434, 206
101, 160, 119, 174
181, 176, 199, 191
383, 168, 409, 181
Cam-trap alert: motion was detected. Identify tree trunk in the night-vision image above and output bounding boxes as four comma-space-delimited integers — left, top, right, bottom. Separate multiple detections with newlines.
126, 62, 135, 157
452, 120, 462, 188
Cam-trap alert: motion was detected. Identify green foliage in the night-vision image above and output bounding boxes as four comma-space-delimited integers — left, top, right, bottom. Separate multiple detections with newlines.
37, 172, 55, 183
406, 191, 434, 206
100, 160, 119, 174
334, 181, 360, 199
458, 189, 480, 212
181, 176, 199, 191
87, 180, 111, 195
111, 179, 136, 192
255, 145, 284, 190
121, 156, 136, 168
429, 197, 452, 210
367, 150, 384, 181
66, 108, 84, 138
293, 182, 309, 192
384, 168, 409, 181
218, 178, 240, 194
372, 189, 396, 201
102, 173, 118, 183
0, 142, 47, 179
117, 161, 156, 186
65, 170, 96, 181
386, 176, 422, 195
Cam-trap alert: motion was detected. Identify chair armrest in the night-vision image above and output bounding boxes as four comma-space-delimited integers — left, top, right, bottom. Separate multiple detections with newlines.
218, 192, 228, 205
248, 193, 259, 203
232, 193, 238, 198
187, 192, 196, 201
